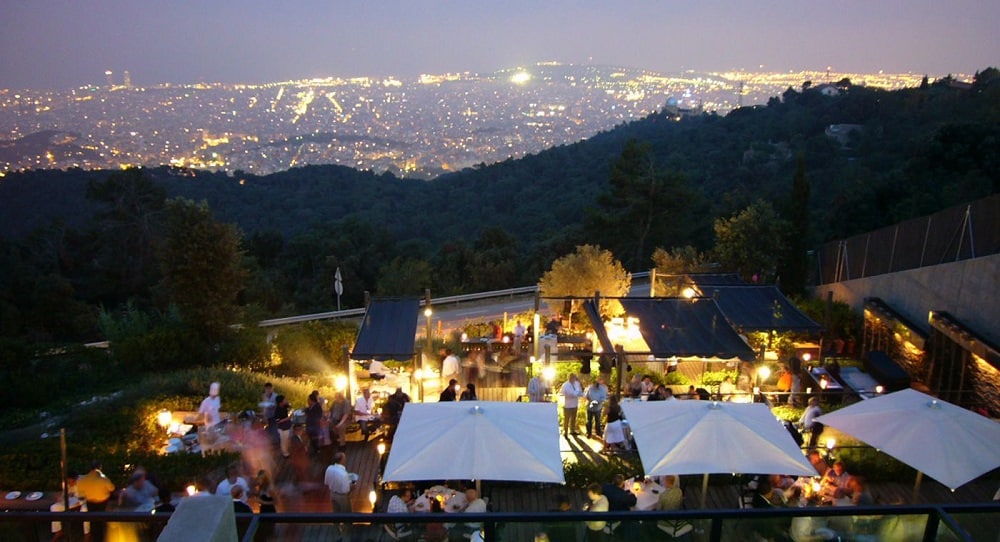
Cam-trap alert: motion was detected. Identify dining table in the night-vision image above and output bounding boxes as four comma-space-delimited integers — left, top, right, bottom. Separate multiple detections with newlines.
411, 486, 468, 513
627, 478, 666, 511
1, 490, 59, 511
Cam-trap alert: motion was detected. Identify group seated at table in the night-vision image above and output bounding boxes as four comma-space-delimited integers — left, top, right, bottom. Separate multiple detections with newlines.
385, 482, 489, 541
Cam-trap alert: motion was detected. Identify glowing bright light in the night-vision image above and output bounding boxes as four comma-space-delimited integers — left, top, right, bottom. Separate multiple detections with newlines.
377, 442, 387, 456
826, 437, 836, 450
542, 366, 556, 382
875, 385, 884, 394
369, 489, 377, 507
802, 353, 812, 362
682, 287, 696, 299
186, 484, 197, 496
510, 71, 531, 84
157, 410, 172, 429
424, 307, 433, 317
334, 374, 348, 391
757, 366, 771, 380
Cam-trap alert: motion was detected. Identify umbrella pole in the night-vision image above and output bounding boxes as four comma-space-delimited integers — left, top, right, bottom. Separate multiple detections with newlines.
700, 473, 709, 509
911, 471, 923, 503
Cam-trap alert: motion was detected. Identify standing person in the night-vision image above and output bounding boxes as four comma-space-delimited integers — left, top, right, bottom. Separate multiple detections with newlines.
256, 470, 277, 513
441, 348, 461, 384
513, 320, 526, 356
585, 377, 608, 439
199, 382, 222, 428
788, 356, 803, 406
324, 451, 354, 540
560, 374, 583, 436
544, 315, 561, 335
261, 382, 278, 446
77, 461, 115, 541
799, 397, 824, 448
584, 483, 610, 542
305, 392, 325, 453
215, 464, 250, 501
274, 395, 292, 458
527, 374, 546, 402
329, 391, 352, 447
353, 388, 378, 441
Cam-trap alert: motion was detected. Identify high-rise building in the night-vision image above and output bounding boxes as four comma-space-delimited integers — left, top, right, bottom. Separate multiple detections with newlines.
105, 70, 114, 88
123, 70, 132, 88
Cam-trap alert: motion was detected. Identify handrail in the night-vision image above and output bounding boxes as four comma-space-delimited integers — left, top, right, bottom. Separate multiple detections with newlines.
257, 271, 652, 328
3, 502, 994, 542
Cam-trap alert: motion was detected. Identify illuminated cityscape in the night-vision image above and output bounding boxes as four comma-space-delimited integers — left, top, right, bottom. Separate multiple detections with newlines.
0, 64, 934, 178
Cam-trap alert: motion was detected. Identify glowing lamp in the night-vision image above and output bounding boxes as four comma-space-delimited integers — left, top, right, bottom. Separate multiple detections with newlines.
826, 437, 836, 450
369, 489, 377, 507
875, 385, 884, 394
819, 376, 828, 389
186, 484, 197, 496
377, 442, 387, 456
802, 353, 812, 362
334, 374, 348, 391
424, 307, 432, 318
542, 366, 556, 382
681, 287, 696, 299
461, 333, 469, 341
157, 410, 172, 429
757, 366, 771, 380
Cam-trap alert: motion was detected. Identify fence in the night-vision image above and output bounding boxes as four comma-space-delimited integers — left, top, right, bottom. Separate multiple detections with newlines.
816, 194, 1000, 284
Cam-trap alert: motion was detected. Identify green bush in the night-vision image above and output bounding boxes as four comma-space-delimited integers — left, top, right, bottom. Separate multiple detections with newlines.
663, 371, 691, 386
770, 404, 805, 422
563, 455, 642, 488
700, 369, 737, 388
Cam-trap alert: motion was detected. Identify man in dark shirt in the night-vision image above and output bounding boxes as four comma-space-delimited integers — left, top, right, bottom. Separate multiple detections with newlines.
439, 379, 459, 402
602, 474, 638, 539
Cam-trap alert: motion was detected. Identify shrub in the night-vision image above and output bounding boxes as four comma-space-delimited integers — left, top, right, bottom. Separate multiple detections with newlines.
700, 369, 738, 388
563, 455, 642, 488
663, 371, 691, 386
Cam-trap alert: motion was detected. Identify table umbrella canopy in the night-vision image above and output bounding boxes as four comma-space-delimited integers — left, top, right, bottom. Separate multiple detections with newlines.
814, 388, 1000, 490
382, 401, 565, 484
622, 400, 816, 477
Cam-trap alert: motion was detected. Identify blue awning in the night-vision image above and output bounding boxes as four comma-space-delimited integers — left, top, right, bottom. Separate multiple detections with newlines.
705, 285, 823, 333
619, 297, 756, 361
350, 298, 420, 361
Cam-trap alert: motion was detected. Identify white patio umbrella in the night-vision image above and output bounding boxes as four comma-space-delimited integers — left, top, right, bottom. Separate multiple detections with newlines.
622, 400, 816, 507
814, 388, 1000, 498
382, 401, 565, 484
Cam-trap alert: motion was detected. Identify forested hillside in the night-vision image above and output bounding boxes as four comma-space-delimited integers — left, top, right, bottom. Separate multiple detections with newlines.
0, 71, 997, 344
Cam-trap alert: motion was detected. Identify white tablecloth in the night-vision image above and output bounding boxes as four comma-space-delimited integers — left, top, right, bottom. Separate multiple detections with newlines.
628, 479, 665, 511
412, 488, 467, 513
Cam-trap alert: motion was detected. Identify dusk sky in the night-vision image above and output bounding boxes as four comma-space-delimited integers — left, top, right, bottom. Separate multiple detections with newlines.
2, 0, 998, 89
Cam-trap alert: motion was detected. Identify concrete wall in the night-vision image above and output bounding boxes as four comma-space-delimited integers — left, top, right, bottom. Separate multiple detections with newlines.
814, 253, 1000, 346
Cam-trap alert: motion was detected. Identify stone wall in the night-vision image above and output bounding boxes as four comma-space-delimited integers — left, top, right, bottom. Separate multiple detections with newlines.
815, 253, 1000, 346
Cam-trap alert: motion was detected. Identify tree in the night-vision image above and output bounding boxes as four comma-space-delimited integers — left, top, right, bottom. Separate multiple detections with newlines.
651, 246, 710, 296
158, 198, 246, 341
377, 257, 433, 296
779, 155, 811, 295
712, 200, 789, 283
585, 139, 697, 270
538, 244, 630, 327
85, 167, 166, 304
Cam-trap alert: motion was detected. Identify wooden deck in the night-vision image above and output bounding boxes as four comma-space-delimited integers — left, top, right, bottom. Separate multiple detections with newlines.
251, 422, 999, 541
